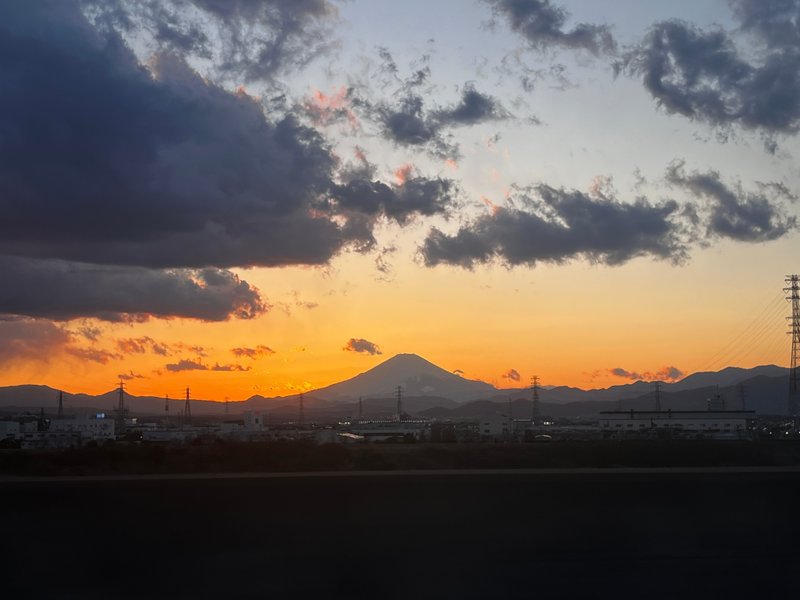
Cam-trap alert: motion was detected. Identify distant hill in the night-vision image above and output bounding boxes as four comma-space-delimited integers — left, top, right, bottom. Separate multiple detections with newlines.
668, 365, 788, 391
0, 385, 232, 417
0, 358, 793, 417
421, 374, 794, 419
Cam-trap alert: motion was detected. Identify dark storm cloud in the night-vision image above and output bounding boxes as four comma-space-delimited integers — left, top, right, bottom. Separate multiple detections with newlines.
343, 338, 383, 355
0, 4, 344, 269
620, 9, 800, 134
666, 161, 796, 242
421, 186, 689, 268
0, 2, 452, 269
484, 0, 616, 55
0, 257, 265, 322
0, 2, 456, 321
85, 0, 339, 81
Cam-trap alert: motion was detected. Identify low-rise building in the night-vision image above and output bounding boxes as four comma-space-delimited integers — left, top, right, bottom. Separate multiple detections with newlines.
598, 409, 755, 438
48, 415, 115, 442
0, 421, 21, 441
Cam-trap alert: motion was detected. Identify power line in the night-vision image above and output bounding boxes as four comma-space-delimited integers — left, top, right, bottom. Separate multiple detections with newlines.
699, 289, 785, 372
785, 274, 800, 415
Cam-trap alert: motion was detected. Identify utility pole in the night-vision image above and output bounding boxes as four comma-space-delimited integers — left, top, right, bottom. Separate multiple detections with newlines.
184, 386, 191, 426
57, 390, 64, 419
165, 394, 170, 427
299, 393, 305, 427
786, 275, 800, 416
654, 381, 662, 412
396, 386, 403, 422
738, 383, 747, 411
358, 397, 363, 421
225, 397, 229, 416
531, 376, 540, 422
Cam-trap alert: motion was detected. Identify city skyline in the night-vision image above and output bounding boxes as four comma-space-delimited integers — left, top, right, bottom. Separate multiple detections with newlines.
1, 1, 798, 400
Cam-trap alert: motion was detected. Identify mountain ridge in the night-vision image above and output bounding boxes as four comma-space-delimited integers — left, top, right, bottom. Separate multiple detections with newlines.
0, 354, 791, 416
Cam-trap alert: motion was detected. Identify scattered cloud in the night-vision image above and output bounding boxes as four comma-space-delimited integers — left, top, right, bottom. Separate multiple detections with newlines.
231, 346, 276, 360
502, 368, 521, 382
118, 371, 146, 381
371, 83, 511, 158
65, 347, 123, 365
610, 366, 685, 382
330, 174, 457, 227
210, 363, 251, 372
165, 359, 208, 372
77, 325, 104, 342
0, 319, 72, 366
484, 0, 616, 55
164, 359, 249, 372
117, 337, 170, 356
620, 4, 800, 136
421, 185, 690, 268
666, 160, 796, 242
85, 0, 340, 82
0, 258, 265, 322
343, 338, 383, 355
302, 86, 359, 130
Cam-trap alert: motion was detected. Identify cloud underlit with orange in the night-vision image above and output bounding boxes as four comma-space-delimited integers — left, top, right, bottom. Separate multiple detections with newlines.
0, 1, 797, 401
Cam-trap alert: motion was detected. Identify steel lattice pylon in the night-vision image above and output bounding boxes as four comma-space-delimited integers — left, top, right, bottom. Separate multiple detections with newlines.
785, 275, 800, 416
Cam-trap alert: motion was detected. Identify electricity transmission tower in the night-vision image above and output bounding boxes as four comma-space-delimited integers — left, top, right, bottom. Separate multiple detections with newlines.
184, 386, 192, 425
115, 379, 127, 434
396, 386, 403, 422
654, 381, 662, 412
531, 376, 540, 422
786, 275, 800, 416
299, 393, 305, 427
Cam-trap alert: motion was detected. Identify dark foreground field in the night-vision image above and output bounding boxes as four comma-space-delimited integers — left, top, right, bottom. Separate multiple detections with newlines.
3, 469, 799, 599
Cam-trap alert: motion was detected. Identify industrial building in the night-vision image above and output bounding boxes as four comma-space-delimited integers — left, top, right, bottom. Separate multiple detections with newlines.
13, 414, 116, 449
599, 409, 755, 438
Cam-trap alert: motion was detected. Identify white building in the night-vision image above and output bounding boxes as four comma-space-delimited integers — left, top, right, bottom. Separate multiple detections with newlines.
598, 410, 755, 438
48, 415, 115, 442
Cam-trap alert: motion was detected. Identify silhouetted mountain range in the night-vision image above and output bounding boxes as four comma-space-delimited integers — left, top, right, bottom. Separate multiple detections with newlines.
0, 354, 792, 418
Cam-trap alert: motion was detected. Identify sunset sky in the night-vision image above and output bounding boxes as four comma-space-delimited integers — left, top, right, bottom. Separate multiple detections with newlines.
1, 0, 798, 400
